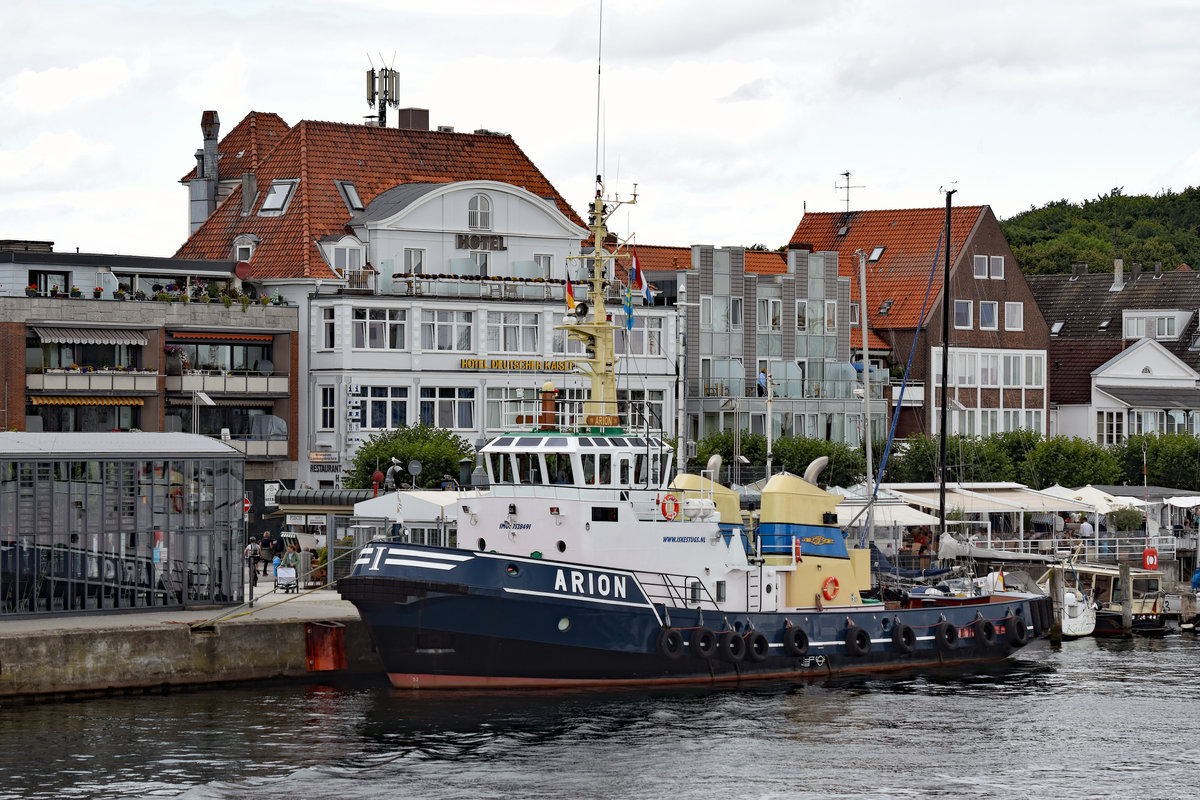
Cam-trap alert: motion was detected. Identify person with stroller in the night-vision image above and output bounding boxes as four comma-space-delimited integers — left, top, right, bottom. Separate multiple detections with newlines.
269, 532, 284, 576
243, 537, 261, 587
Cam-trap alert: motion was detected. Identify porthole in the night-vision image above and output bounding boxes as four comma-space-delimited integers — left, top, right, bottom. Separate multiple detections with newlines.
765, 583, 772, 594
506, 564, 520, 577
556, 540, 566, 553
557, 617, 571, 632
477, 538, 486, 551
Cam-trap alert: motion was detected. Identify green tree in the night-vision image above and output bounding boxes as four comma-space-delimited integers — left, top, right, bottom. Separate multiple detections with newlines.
772, 436, 865, 487
1024, 436, 1122, 489
883, 434, 1012, 483
346, 425, 475, 490
695, 429, 767, 469
1113, 433, 1200, 492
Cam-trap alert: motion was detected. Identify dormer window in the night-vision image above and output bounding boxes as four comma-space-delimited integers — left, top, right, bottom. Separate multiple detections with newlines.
337, 181, 363, 212
259, 180, 296, 215
468, 194, 492, 230
232, 234, 259, 263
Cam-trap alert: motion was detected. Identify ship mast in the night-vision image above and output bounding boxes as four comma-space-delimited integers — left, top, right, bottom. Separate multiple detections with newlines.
559, 177, 637, 430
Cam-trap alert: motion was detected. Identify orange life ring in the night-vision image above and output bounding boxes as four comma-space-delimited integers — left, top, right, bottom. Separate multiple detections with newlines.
170, 487, 184, 513
822, 576, 840, 602
660, 494, 680, 521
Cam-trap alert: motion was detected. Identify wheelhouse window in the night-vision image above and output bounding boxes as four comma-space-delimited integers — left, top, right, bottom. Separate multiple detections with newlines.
468, 194, 492, 230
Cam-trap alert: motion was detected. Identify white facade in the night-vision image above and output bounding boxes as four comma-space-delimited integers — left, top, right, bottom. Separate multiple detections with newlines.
273, 179, 678, 488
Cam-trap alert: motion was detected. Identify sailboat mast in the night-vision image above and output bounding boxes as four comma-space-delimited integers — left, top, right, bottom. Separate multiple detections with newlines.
939, 189, 956, 542
859, 249, 874, 541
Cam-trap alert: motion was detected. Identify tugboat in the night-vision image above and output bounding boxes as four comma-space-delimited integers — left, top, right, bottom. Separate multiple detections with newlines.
338, 181, 1053, 689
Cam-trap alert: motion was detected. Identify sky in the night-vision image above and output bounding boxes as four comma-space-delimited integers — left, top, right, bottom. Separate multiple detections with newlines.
3, 0, 1200, 258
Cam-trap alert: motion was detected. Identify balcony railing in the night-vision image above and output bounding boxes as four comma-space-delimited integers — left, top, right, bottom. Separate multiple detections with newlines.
28, 370, 158, 392
212, 436, 289, 458
344, 270, 376, 292
687, 378, 886, 401
165, 372, 290, 394
393, 275, 570, 302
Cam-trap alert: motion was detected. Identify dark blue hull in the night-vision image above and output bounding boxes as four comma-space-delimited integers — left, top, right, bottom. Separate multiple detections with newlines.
339, 542, 1050, 689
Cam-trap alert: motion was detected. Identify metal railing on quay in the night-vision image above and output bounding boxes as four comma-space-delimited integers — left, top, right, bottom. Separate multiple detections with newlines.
966, 534, 1177, 563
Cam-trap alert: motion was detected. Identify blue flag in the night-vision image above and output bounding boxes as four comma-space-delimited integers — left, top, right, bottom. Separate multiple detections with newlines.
623, 279, 634, 330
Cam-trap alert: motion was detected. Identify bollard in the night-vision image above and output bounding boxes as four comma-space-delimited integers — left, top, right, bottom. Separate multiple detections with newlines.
305, 621, 347, 671
1048, 567, 1064, 645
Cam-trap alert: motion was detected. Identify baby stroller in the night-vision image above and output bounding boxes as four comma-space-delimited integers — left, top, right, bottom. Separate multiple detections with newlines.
275, 565, 298, 593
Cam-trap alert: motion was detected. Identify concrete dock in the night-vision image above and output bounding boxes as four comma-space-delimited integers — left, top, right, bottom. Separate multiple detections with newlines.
0, 581, 382, 701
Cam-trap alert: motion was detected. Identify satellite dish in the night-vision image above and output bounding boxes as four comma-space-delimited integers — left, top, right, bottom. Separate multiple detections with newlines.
407, 460, 423, 476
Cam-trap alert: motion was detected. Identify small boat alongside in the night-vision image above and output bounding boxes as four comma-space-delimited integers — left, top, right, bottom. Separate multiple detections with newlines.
1035, 561, 1165, 637
338, 179, 1053, 690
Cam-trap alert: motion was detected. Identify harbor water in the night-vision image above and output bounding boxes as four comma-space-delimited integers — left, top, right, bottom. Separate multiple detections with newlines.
4, 634, 1199, 800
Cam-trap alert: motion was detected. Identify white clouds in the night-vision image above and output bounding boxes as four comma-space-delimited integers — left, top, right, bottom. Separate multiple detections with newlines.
0, 130, 116, 192
0, 56, 149, 132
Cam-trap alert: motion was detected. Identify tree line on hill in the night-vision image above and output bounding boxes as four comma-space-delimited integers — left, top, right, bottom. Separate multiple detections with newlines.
999, 186, 1200, 275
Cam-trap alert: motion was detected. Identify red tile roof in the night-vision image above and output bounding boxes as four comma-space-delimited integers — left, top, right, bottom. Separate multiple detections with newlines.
175, 116, 585, 280
789, 206, 986, 329
745, 250, 787, 275
179, 111, 290, 182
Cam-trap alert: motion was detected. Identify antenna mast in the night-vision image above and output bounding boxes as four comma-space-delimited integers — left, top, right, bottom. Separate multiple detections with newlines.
366, 63, 400, 127
836, 170, 865, 214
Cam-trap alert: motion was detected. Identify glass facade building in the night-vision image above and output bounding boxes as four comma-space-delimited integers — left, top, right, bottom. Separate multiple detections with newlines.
0, 432, 245, 616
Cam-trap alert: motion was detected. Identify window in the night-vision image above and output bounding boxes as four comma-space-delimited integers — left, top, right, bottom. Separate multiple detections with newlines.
954, 299, 972, 329
700, 296, 712, 327
618, 389, 665, 431
534, 254, 552, 277
334, 246, 362, 272
259, 180, 295, 213
487, 311, 539, 353
758, 298, 781, 331
990, 256, 1005, 279
730, 297, 742, 329
322, 307, 336, 349
796, 300, 808, 332
956, 351, 977, 386
615, 316, 663, 356
980, 301, 998, 330
974, 255, 988, 279
364, 386, 409, 429
472, 251, 490, 277
468, 194, 492, 230
849, 302, 859, 325
235, 243, 253, 262
1003, 354, 1021, 387
1024, 354, 1044, 387
319, 387, 336, 430
421, 309, 474, 351
1006, 302, 1024, 331
338, 181, 363, 211
486, 387, 525, 430
552, 327, 585, 355
1125, 317, 1146, 339
868, 246, 884, 262
1156, 316, 1176, 338
824, 300, 837, 333
1097, 411, 1124, 445
980, 354, 999, 386
420, 387, 475, 429
404, 248, 425, 275
980, 409, 998, 436
353, 308, 406, 349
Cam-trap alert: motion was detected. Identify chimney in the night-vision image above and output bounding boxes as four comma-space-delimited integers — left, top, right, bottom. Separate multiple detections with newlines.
1155, 261, 1163, 278
396, 108, 429, 131
1111, 258, 1124, 291
188, 110, 221, 234
1070, 262, 1088, 279
1131, 262, 1142, 281
241, 172, 257, 215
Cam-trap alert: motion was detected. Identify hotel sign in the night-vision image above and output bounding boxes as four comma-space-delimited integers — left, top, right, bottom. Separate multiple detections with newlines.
456, 233, 507, 251
460, 358, 576, 371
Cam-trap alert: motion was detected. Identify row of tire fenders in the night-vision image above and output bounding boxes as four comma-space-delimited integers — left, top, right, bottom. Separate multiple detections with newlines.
654, 611, 1032, 663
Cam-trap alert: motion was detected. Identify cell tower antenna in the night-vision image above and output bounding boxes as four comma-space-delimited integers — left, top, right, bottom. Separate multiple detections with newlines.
836, 170, 865, 214
365, 61, 400, 127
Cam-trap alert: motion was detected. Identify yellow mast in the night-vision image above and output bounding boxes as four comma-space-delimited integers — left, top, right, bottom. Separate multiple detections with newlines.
559, 177, 636, 431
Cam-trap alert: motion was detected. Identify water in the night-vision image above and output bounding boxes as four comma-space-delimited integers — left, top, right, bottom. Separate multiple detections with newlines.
3, 635, 1198, 800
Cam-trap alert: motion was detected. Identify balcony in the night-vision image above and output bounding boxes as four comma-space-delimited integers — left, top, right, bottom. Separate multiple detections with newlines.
214, 436, 290, 458
28, 369, 158, 393
165, 372, 290, 394
392, 274, 569, 302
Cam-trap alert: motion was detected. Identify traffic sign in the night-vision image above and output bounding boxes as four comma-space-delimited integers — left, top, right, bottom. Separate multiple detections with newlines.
243, 497, 251, 514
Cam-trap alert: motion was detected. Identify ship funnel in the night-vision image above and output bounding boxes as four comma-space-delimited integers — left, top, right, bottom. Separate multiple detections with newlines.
803, 456, 829, 484
706, 454, 723, 479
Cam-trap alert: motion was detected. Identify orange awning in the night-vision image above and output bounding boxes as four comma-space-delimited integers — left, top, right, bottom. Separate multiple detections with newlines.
30, 396, 145, 406
169, 331, 274, 342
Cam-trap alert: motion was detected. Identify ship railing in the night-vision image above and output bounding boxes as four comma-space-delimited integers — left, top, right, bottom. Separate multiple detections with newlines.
967, 534, 1176, 563
632, 569, 721, 611
498, 398, 667, 435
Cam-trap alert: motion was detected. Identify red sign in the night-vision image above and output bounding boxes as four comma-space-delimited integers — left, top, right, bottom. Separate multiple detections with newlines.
1143, 548, 1158, 570
243, 497, 251, 514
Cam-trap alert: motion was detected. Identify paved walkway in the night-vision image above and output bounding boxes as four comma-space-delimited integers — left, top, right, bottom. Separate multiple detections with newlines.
0, 579, 360, 637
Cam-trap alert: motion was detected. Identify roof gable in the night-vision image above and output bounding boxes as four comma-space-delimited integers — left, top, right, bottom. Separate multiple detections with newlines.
790, 206, 986, 329
179, 111, 290, 183
175, 115, 585, 280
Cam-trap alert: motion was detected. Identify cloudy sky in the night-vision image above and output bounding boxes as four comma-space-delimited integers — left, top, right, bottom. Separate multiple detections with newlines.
3, 0, 1199, 257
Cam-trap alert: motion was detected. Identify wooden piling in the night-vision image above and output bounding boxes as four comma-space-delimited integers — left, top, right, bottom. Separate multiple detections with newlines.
1119, 562, 1133, 637
1048, 567, 1064, 645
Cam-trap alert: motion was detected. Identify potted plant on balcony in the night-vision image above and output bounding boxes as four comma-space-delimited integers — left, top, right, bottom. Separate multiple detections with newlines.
25, 284, 37, 297
113, 287, 126, 300
163, 344, 188, 376
50, 285, 61, 297
93, 286, 103, 299
70, 285, 82, 298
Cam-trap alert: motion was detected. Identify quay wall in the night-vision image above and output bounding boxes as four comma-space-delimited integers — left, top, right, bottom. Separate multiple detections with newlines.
0, 616, 383, 700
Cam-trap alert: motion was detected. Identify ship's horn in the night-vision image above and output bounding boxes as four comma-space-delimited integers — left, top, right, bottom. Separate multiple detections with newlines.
706, 453, 722, 479
803, 456, 829, 484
